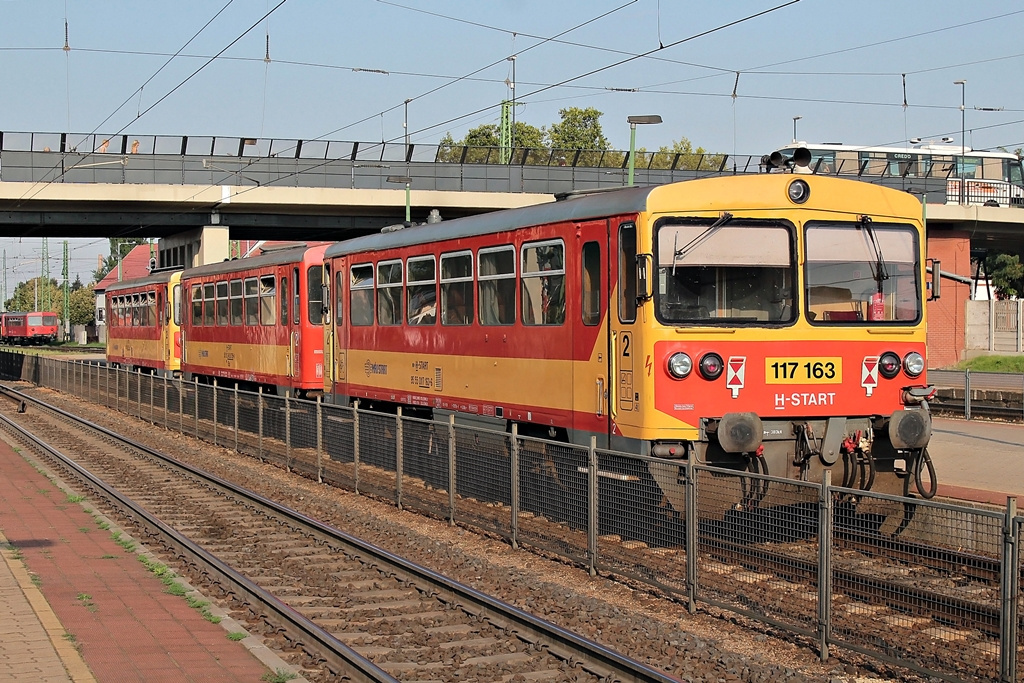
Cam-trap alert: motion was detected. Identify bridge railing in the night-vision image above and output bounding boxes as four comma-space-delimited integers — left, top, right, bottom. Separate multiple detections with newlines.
0, 130, 955, 201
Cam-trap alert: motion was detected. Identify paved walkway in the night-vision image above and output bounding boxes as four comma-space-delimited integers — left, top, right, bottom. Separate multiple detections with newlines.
930, 416, 1024, 505
0, 435, 304, 682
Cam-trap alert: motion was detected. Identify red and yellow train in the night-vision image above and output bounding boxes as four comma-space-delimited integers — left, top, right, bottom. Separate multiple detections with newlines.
105, 269, 182, 374
1, 311, 60, 345
323, 172, 937, 499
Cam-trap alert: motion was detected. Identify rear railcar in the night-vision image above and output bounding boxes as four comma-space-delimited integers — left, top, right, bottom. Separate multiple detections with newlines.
180, 243, 328, 397
105, 269, 183, 374
1, 312, 59, 344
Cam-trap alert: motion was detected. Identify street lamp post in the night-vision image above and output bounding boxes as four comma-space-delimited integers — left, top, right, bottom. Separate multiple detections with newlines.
954, 79, 966, 204
387, 175, 412, 224
626, 115, 662, 187
792, 115, 802, 143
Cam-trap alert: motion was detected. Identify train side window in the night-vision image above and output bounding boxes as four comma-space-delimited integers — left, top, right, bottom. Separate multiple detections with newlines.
147, 291, 156, 326
292, 267, 299, 325
172, 284, 181, 326
377, 260, 403, 326
132, 293, 141, 326
259, 275, 276, 326
350, 264, 374, 326
216, 282, 229, 326
582, 241, 601, 326
521, 240, 565, 326
229, 279, 243, 325
407, 256, 436, 325
322, 264, 332, 325
335, 269, 345, 325
478, 246, 515, 326
307, 266, 324, 326
441, 251, 473, 326
618, 223, 638, 323
203, 283, 215, 326
281, 276, 289, 326
244, 278, 259, 326
191, 286, 202, 326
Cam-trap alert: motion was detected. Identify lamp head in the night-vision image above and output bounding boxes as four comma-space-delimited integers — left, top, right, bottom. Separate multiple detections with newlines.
627, 115, 662, 126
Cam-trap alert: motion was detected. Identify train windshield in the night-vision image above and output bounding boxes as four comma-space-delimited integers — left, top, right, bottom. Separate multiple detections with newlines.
655, 221, 794, 324
805, 222, 920, 324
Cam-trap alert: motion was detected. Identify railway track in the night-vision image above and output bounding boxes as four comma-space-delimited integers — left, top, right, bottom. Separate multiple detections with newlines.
0, 384, 677, 683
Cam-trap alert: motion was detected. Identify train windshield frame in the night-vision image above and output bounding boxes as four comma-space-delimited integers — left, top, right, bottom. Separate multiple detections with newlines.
804, 221, 921, 325
653, 218, 796, 325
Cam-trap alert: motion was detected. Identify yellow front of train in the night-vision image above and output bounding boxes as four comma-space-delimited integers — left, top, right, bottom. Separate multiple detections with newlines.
609, 172, 936, 503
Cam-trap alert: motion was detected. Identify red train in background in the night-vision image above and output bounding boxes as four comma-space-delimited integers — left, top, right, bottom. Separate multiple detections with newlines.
179, 242, 329, 397
0, 311, 59, 345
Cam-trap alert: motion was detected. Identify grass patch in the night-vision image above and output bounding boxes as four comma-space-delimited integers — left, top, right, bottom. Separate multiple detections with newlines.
100, 554, 117, 560
78, 527, 91, 534
110, 531, 135, 552
262, 670, 297, 683
955, 355, 1024, 373
76, 593, 96, 612
226, 632, 247, 641
29, 572, 41, 587
1, 542, 24, 560
97, 521, 110, 531
66, 493, 85, 503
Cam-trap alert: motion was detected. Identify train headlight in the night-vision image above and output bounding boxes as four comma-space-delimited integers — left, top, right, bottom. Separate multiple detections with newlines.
878, 352, 902, 379
699, 353, 724, 380
787, 179, 810, 204
667, 352, 692, 379
903, 352, 925, 377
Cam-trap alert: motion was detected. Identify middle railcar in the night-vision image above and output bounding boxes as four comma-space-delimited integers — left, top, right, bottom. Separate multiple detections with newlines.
180, 242, 328, 396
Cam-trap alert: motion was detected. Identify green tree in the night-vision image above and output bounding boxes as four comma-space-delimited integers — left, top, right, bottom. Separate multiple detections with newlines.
6, 277, 60, 313
547, 107, 609, 167
649, 137, 727, 171
437, 122, 546, 163
92, 238, 150, 283
983, 252, 1024, 299
68, 284, 96, 325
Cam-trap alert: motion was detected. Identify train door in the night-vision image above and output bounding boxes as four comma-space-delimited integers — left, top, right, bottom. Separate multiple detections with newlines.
572, 220, 611, 448
608, 220, 641, 449
157, 288, 167, 366
290, 266, 301, 380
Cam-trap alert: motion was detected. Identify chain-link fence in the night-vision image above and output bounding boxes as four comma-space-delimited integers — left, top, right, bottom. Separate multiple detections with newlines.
8, 352, 1023, 682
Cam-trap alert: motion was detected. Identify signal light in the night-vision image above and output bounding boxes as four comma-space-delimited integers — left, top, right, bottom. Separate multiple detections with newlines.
699, 353, 724, 380
878, 352, 902, 379
787, 179, 810, 204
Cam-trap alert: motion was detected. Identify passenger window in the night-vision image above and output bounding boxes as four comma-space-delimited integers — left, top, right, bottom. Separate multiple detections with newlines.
259, 275, 276, 326
292, 267, 300, 325
191, 286, 202, 326
229, 279, 243, 325
203, 283, 215, 326
281, 276, 289, 326
147, 291, 156, 327
244, 278, 259, 325
216, 282, 229, 326
307, 266, 324, 325
173, 284, 181, 326
478, 246, 515, 325
582, 241, 601, 326
407, 256, 436, 326
377, 260, 403, 326
350, 264, 374, 326
441, 252, 473, 326
335, 269, 345, 325
618, 223, 637, 323
521, 240, 565, 326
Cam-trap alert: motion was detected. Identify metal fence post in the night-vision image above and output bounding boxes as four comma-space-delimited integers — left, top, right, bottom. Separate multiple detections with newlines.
316, 396, 323, 483
447, 414, 456, 526
353, 400, 360, 494
818, 469, 833, 662
587, 437, 598, 577
233, 383, 239, 452
965, 368, 972, 421
258, 386, 264, 460
115, 365, 120, 411
178, 375, 183, 434
395, 407, 403, 510
685, 454, 697, 614
510, 423, 519, 547
163, 374, 169, 427
194, 377, 199, 438
212, 377, 218, 445
150, 371, 155, 424
285, 392, 292, 471
136, 369, 141, 419
999, 497, 1019, 682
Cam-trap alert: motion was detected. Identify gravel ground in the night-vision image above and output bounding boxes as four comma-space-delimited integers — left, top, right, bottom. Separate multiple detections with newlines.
27, 384, 930, 683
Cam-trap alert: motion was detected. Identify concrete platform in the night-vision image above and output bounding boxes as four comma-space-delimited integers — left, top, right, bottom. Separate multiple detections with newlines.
0, 434, 305, 682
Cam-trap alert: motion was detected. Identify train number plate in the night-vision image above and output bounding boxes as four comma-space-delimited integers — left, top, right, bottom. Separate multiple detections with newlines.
764, 357, 842, 384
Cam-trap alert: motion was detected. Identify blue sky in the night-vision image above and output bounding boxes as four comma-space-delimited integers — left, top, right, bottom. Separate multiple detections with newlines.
1, 0, 1023, 286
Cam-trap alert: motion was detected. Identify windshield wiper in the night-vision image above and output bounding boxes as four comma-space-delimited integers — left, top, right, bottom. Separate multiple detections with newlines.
672, 212, 734, 275
858, 214, 889, 292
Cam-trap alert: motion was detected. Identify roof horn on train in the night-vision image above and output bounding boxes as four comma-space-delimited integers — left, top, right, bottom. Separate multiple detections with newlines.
762, 147, 811, 173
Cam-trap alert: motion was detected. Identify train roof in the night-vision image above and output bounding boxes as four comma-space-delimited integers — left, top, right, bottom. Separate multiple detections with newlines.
104, 267, 182, 294
180, 242, 327, 281
776, 141, 1019, 159
325, 184, 658, 258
